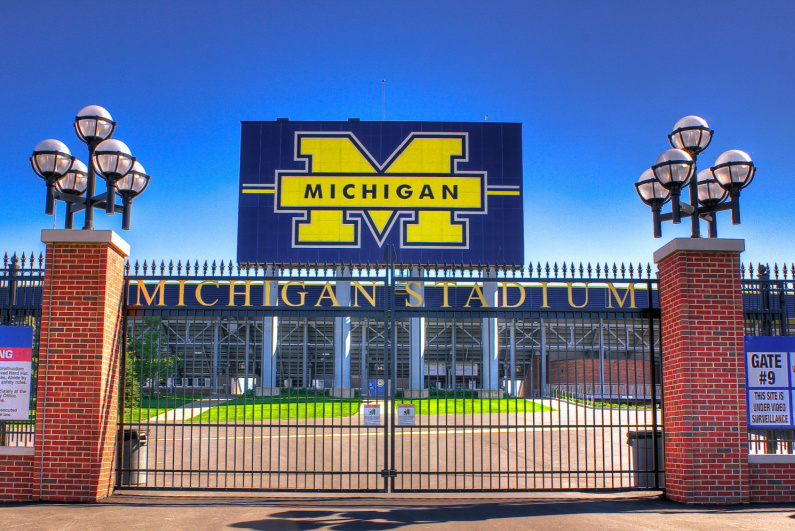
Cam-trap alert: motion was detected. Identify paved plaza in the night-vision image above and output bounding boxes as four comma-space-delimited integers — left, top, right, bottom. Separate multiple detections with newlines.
4, 491, 795, 530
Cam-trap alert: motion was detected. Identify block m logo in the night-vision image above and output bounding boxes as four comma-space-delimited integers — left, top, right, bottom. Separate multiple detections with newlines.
244, 132, 489, 248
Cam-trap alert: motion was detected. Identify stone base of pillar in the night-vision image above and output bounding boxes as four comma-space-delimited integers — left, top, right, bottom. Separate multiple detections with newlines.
329, 387, 356, 398
254, 387, 282, 397
403, 388, 429, 399
478, 389, 504, 399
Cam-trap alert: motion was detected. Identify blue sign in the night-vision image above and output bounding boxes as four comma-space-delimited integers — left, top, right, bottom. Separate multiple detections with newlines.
237, 121, 524, 265
745, 336, 795, 429
368, 378, 385, 397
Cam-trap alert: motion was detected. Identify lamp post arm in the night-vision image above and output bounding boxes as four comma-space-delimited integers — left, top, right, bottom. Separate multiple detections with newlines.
688, 159, 701, 238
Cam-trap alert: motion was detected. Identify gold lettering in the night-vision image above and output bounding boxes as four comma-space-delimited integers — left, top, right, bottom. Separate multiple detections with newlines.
566, 282, 589, 309
281, 281, 307, 307
176, 280, 188, 306
315, 282, 340, 307
228, 280, 254, 307
499, 282, 525, 308
263, 281, 274, 306
434, 281, 457, 307
405, 281, 424, 307
134, 280, 167, 306
607, 283, 636, 308
465, 284, 488, 307
352, 281, 377, 307
196, 281, 219, 306
539, 282, 550, 308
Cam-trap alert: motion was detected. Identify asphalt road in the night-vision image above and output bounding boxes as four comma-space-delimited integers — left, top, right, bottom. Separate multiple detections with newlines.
4, 491, 795, 531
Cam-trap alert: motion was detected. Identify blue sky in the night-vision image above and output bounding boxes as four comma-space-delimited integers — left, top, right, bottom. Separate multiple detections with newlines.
2, 1, 792, 270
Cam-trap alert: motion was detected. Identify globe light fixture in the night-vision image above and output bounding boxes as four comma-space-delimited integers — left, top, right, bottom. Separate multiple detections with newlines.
636, 116, 755, 238
30, 139, 74, 216
651, 149, 694, 224
30, 106, 149, 230
635, 169, 671, 238
115, 161, 150, 230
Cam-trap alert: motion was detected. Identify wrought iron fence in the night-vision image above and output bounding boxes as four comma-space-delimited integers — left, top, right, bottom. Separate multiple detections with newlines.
0, 253, 43, 447
118, 260, 662, 491
742, 262, 795, 455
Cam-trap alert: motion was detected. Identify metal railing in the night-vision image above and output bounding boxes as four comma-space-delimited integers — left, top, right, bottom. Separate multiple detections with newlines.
118, 261, 663, 491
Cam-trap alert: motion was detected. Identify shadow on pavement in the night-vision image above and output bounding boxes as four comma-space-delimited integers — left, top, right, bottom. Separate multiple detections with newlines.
84, 493, 795, 531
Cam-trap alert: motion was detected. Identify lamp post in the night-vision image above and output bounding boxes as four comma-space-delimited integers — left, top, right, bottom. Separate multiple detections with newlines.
636, 115, 755, 238
30, 106, 150, 230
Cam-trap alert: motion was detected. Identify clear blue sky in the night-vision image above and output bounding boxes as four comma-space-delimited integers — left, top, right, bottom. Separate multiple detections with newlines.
2, 1, 792, 271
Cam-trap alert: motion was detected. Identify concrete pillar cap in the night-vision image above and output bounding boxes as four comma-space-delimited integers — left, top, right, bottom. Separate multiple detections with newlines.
41, 229, 130, 257
653, 238, 744, 264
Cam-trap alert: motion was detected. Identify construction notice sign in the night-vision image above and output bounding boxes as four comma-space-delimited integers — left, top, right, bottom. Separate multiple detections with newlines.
362, 403, 381, 426
0, 326, 34, 421
397, 404, 415, 426
745, 336, 795, 429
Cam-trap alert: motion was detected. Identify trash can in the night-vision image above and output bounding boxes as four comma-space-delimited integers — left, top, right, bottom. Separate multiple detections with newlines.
627, 430, 664, 488
118, 428, 148, 486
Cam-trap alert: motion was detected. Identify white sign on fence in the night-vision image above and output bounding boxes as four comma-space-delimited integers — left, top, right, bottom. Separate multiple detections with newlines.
745, 337, 795, 429
0, 326, 34, 422
362, 403, 381, 426
397, 404, 415, 426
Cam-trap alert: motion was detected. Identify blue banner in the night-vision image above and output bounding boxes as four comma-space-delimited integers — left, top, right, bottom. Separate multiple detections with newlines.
237, 121, 524, 265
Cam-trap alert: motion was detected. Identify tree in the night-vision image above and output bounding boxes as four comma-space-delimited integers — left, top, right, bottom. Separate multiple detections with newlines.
125, 317, 182, 407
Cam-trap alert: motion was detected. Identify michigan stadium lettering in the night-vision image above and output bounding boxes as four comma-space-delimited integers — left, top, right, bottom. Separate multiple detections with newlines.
130, 279, 641, 309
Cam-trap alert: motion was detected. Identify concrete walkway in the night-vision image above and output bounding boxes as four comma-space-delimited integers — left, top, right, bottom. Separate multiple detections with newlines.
151, 396, 232, 422
3, 491, 795, 530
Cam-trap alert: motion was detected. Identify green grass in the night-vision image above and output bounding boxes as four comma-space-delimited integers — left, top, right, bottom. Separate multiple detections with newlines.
123, 394, 204, 423
190, 396, 553, 421
190, 396, 362, 422
554, 391, 658, 410
398, 398, 553, 415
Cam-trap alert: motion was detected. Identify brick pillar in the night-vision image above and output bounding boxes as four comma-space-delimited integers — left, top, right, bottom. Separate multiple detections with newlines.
34, 230, 129, 502
654, 238, 748, 504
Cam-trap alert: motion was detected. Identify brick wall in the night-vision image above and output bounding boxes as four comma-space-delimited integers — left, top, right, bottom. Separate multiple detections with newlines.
549, 359, 652, 387
749, 462, 795, 502
24, 231, 128, 503
655, 239, 748, 504
0, 454, 35, 500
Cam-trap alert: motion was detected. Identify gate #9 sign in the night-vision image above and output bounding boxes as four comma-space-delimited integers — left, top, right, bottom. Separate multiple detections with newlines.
237, 121, 524, 265
0, 326, 34, 421
745, 336, 795, 429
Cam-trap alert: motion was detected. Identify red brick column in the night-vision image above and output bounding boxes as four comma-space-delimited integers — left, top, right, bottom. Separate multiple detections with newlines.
655, 238, 748, 504
33, 230, 129, 502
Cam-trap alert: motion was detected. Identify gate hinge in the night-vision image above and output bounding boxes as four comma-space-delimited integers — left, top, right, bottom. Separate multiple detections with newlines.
380, 469, 397, 478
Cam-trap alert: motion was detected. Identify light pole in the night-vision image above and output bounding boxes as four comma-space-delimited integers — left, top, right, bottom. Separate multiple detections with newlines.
636, 115, 755, 238
30, 105, 150, 230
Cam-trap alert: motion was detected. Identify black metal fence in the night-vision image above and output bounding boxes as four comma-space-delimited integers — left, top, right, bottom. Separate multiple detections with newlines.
6, 252, 794, 490
742, 263, 795, 455
118, 260, 662, 491
0, 253, 43, 447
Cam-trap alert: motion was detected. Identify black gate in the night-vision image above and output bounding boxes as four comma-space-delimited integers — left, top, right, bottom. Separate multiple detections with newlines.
118, 260, 662, 491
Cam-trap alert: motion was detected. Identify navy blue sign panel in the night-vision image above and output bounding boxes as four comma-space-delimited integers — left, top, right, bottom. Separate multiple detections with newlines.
237, 121, 524, 265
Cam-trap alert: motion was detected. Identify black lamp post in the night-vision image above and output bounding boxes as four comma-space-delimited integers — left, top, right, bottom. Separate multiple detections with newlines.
30, 105, 150, 230
636, 115, 755, 238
